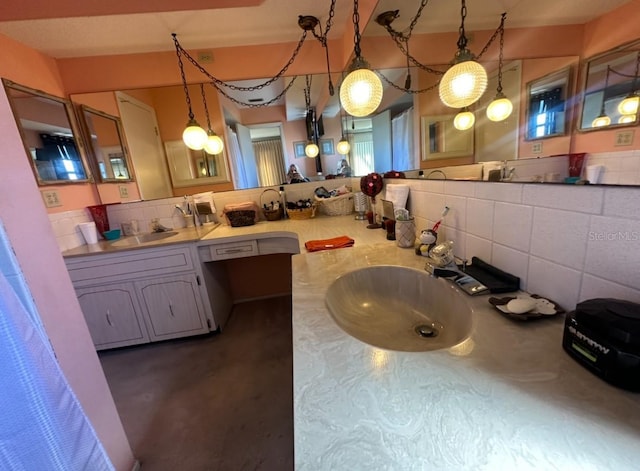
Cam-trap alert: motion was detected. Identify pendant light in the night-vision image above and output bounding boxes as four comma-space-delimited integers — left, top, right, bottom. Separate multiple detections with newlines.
305, 142, 320, 158
486, 14, 513, 122
340, 0, 383, 117
439, 0, 488, 109
336, 100, 351, 155
617, 52, 640, 116
173, 35, 207, 150
592, 66, 612, 128
454, 108, 475, 130
199, 84, 224, 155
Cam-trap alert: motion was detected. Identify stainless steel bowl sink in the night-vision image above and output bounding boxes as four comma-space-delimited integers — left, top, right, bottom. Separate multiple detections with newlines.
325, 265, 474, 352
110, 231, 179, 247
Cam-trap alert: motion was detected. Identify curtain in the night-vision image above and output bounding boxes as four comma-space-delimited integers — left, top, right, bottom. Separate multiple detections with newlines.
0, 221, 113, 471
349, 132, 374, 176
226, 125, 250, 189
391, 108, 414, 171
252, 137, 286, 186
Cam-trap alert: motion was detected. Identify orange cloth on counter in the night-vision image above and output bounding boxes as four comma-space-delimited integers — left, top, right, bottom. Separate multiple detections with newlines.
304, 236, 355, 252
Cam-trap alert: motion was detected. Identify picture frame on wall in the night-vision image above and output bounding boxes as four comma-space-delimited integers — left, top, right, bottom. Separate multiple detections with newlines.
320, 138, 334, 156
293, 141, 307, 158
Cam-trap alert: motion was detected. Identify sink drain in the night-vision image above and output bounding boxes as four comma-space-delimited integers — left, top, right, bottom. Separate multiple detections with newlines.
414, 324, 439, 338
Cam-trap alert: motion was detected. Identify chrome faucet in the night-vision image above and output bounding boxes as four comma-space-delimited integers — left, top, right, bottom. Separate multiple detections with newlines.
426, 169, 447, 180
501, 161, 515, 181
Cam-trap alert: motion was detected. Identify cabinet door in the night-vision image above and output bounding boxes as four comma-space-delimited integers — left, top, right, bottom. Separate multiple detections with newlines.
76, 283, 149, 349
136, 274, 208, 340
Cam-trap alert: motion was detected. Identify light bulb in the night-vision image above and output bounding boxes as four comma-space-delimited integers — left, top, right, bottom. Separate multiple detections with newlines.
204, 133, 224, 155
340, 63, 383, 117
454, 110, 475, 130
592, 114, 611, 128
305, 142, 319, 158
486, 95, 513, 122
439, 60, 488, 108
618, 114, 636, 124
336, 139, 351, 155
183, 120, 208, 150
618, 95, 639, 116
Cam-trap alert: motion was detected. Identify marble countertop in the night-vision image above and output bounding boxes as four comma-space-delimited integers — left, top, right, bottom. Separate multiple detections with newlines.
291, 241, 640, 471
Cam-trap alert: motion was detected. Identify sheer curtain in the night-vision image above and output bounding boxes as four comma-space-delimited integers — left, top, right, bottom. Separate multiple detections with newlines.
349, 132, 374, 176
392, 107, 414, 171
226, 125, 250, 189
252, 137, 286, 186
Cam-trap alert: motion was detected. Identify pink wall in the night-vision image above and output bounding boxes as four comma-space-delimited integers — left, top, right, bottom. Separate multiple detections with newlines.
0, 34, 135, 471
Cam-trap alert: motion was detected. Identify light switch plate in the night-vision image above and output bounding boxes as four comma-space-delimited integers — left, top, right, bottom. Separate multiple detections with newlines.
615, 130, 634, 146
41, 190, 62, 208
119, 185, 129, 198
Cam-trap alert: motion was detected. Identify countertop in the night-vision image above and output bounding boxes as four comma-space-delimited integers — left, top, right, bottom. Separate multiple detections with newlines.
62, 215, 640, 469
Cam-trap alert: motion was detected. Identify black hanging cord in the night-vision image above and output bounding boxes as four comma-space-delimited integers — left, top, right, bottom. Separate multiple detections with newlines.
495, 13, 507, 94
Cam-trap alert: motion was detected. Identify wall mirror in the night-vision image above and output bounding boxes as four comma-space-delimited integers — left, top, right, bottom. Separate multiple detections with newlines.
421, 115, 474, 160
580, 40, 640, 130
77, 105, 132, 182
164, 140, 230, 188
526, 67, 572, 140
4, 79, 90, 185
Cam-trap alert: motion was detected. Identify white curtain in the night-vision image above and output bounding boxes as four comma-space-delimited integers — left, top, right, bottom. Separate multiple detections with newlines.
392, 107, 414, 171
349, 132, 374, 176
0, 221, 113, 471
226, 125, 250, 189
252, 138, 287, 186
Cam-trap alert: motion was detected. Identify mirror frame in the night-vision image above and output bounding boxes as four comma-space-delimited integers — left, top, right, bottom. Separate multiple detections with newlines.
578, 39, 640, 132
525, 66, 573, 141
164, 140, 231, 188
3, 79, 92, 186
76, 104, 134, 183
421, 115, 474, 160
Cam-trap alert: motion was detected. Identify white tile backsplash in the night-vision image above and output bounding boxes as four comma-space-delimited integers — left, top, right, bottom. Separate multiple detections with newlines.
474, 181, 523, 203
466, 198, 494, 239
491, 243, 530, 290
580, 274, 640, 304
465, 235, 492, 264
522, 184, 604, 214
527, 256, 582, 310
602, 187, 640, 220
492, 202, 533, 252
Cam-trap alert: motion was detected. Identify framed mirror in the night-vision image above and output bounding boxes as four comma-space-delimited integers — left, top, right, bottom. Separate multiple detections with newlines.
3, 79, 91, 185
526, 67, 572, 140
164, 140, 230, 188
421, 115, 474, 160
580, 40, 640, 131
77, 105, 133, 182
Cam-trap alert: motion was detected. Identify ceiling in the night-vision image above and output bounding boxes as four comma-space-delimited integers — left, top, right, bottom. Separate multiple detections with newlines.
0, 0, 633, 120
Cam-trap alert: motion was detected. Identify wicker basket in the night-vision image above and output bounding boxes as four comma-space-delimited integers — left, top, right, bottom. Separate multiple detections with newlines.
286, 205, 316, 220
260, 188, 283, 221
227, 210, 256, 227
314, 193, 354, 216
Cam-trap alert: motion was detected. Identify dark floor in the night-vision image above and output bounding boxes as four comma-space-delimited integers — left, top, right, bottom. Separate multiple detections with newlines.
99, 296, 294, 471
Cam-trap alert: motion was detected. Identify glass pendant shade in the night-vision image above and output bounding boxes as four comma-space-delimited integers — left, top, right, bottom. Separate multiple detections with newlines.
618, 114, 636, 124
305, 142, 319, 158
618, 94, 639, 116
486, 95, 513, 122
340, 63, 383, 117
592, 114, 611, 128
336, 138, 351, 155
439, 59, 488, 108
454, 110, 475, 130
183, 119, 208, 150
204, 133, 224, 155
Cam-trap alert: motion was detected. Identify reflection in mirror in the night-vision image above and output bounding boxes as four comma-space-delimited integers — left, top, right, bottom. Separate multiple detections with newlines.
164, 140, 230, 188
421, 115, 473, 160
580, 40, 640, 130
526, 67, 571, 140
78, 105, 132, 182
3, 79, 90, 185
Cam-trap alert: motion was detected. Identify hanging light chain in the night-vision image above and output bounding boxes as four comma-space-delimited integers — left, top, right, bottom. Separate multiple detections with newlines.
210, 75, 299, 109
304, 75, 312, 110
200, 83, 212, 131
496, 13, 507, 94
173, 34, 195, 120
353, 0, 362, 58
406, 0, 431, 39
457, 0, 468, 51
311, 0, 336, 44
475, 14, 506, 61
377, 70, 439, 94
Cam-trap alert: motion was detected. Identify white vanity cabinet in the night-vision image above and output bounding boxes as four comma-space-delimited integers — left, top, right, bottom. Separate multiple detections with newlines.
65, 244, 215, 350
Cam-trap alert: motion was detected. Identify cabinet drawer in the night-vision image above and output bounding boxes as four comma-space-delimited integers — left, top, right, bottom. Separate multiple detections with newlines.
203, 240, 258, 261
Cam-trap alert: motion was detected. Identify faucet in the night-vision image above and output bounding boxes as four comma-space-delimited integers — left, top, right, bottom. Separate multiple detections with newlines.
426, 169, 447, 180
501, 161, 515, 181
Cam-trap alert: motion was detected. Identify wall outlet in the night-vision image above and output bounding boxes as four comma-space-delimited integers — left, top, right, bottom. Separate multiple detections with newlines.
41, 190, 62, 208
197, 51, 214, 64
615, 130, 634, 146
119, 185, 129, 198
532, 142, 543, 154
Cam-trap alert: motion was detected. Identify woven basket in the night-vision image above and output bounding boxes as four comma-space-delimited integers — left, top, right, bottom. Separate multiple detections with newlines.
227, 210, 256, 227
286, 205, 316, 220
260, 188, 283, 221
314, 193, 354, 216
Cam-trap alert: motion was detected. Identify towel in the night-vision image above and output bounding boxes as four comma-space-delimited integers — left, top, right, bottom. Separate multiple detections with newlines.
385, 184, 409, 211
305, 236, 355, 252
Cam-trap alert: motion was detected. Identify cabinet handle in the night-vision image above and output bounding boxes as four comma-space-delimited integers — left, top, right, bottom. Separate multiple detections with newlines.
224, 248, 245, 254
106, 310, 113, 326
168, 303, 175, 317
